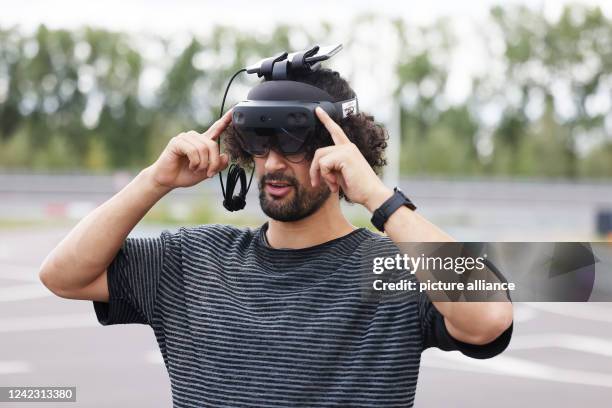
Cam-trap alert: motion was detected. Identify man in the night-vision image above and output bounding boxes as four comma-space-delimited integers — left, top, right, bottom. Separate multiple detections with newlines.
40, 68, 513, 407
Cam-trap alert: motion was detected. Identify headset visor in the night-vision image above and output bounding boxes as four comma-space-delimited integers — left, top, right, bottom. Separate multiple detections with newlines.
234, 125, 312, 157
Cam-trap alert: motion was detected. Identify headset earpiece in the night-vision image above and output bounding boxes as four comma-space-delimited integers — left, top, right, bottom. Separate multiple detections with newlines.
222, 163, 252, 212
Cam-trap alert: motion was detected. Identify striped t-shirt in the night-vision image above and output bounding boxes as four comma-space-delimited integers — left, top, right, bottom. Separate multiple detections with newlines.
93, 223, 512, 407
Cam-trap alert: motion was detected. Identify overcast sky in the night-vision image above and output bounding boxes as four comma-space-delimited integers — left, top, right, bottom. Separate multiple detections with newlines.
2, 0, 610, 35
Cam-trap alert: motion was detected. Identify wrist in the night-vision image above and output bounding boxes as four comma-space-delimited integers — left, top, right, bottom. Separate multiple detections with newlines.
364, 185, 394, 213
139, 166, 173, 197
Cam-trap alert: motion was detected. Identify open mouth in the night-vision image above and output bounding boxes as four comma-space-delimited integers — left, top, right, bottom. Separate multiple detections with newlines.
267, 181, 291, 188
265, 180, 294, 197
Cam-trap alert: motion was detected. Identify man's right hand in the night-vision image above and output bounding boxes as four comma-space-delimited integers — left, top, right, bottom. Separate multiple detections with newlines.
148, 109, 233, 190
39, 110, 234, 302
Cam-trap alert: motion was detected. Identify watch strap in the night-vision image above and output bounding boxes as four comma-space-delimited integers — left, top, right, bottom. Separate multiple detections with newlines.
370, 187, 416, 232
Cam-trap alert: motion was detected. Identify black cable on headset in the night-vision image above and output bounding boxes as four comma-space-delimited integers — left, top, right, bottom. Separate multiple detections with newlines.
217, 68, 255, 211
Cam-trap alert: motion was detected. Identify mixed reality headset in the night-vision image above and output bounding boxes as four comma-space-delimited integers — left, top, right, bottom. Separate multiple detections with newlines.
231, 44, 358, 159
232, 81, 358, 159
218, 43, 357, 211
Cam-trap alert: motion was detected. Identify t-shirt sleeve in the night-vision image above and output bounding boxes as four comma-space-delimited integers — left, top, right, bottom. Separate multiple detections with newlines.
418, 292, 513, 359
93, 229, 182, 326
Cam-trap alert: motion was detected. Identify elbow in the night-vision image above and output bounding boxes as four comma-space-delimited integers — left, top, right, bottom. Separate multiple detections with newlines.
462, 303, 514, 346
39, 258, 72, 299
452, 302, 513, 346
39, 265, 61, 297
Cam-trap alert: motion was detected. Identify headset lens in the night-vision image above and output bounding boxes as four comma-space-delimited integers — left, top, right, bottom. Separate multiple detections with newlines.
235, 126, 311, 157
236, 127, 272, 156
276, 127, 310, 154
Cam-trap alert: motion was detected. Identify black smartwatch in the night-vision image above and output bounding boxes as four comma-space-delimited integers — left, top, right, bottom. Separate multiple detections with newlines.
370, 187, 417, 232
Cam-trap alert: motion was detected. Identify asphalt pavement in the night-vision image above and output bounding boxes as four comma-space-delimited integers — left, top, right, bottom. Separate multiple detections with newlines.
1, 224, 611, 407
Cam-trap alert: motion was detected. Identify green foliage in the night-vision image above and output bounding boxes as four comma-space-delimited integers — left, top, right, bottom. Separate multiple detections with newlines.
1, 5, 611, 178
483, 4, 612, 178
580, 142, 612, 177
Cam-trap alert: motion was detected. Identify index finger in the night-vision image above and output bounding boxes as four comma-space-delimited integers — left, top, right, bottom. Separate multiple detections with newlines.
315, 107, 351, 145
207, 108, 234, 140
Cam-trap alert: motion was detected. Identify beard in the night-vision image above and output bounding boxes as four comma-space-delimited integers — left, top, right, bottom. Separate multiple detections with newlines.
258, 171, 331, 222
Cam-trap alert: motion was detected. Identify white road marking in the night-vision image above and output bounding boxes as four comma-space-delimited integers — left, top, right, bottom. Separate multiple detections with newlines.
512, 303, 537, 323
526, 302, 612, 323
510, 333, 612, 357
0, 361, 31, 375
0, 245, 10, 261
423, 350, 612, 388
0, 283, 51, 301
0, 265, 40, 282
425, 328, 612, 387
0, 313, 97, 332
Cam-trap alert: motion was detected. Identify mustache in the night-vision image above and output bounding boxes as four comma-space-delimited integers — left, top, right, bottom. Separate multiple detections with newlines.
259, 172, 298, 187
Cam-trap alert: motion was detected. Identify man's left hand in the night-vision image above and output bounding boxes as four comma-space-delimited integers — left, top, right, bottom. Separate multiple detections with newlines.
311, 107, 393, 212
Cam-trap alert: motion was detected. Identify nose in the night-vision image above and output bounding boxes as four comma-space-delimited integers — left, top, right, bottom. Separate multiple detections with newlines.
264, 149, 288, 173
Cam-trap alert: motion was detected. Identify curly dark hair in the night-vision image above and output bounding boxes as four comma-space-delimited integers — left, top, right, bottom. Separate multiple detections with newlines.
222, 68, 388, 199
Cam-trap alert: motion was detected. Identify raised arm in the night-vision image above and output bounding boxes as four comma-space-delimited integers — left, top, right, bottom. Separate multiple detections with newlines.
39, 111, 233, 302
312, 106, 513, 346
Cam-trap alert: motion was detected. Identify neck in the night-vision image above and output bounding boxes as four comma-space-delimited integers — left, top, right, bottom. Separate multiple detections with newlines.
266, 196, 356, 249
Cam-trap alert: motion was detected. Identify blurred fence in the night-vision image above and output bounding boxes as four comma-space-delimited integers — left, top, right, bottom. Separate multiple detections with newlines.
1, 171, 611, 240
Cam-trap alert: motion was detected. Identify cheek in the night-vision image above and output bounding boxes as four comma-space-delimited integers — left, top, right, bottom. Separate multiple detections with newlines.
291, 162, 313, 187
253, 158, 266, 177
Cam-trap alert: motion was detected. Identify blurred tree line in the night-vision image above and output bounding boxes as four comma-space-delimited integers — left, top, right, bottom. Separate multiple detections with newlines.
0, 4, 611, 178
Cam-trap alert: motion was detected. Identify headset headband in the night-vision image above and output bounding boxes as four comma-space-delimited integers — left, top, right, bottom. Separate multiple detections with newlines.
246, 80, 359, 119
